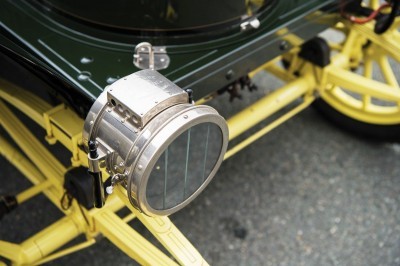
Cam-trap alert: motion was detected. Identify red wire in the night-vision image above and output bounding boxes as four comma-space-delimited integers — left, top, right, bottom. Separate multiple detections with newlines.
346, 3, 391, 24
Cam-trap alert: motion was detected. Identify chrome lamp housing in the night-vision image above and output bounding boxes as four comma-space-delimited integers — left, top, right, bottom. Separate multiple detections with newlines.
83, 70, 229, 216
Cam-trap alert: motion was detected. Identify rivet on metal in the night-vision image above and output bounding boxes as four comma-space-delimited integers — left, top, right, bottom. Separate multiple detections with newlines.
80, 56, 94, 64
226, 70, 234, 80
279, 41, 289, 51
77, 71, 91, 81
106, 77, 119, 84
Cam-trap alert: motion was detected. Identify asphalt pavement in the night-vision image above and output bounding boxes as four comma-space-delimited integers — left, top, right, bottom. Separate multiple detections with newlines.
1, 64, 400, 266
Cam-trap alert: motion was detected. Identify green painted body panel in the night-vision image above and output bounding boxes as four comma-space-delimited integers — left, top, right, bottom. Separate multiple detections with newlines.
0, 0, 340, 101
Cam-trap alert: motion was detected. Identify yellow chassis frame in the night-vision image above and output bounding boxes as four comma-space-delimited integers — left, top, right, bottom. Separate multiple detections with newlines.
0, 17, 399, 265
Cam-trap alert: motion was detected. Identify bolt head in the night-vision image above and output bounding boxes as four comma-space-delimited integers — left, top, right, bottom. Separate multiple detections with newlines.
226, 70, 234, 80
279, 41, 289, 51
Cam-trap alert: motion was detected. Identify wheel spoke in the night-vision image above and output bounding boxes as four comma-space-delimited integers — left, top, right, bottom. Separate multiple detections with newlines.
361, 57, 374, 110
326, 66, 400, 102
378, 56, 399, 88
363, 57, 373, 79
317, 17, 400, 125
362, 95, 371, 110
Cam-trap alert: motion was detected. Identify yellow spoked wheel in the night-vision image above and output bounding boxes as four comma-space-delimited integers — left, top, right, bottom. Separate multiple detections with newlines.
314, 19, 400, 141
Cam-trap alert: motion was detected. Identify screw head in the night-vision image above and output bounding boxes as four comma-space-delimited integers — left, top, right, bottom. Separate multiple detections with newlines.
226, 70, 234, 80
279, 41, 289, 51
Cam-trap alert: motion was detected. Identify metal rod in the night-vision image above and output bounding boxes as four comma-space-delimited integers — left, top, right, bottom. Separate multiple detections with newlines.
16, 180, 52, 204
227, 74, 314, 140
94, 208, 177, 265
225, 96, 314, 160
33, 239, 96, 266
19, 216, 84, 264
122, 213, 137, 223
0, 100, 66, 186
0, 135, 62, 208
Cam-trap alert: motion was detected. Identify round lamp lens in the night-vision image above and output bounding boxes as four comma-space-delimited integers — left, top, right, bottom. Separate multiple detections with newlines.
146, 122, 223, 210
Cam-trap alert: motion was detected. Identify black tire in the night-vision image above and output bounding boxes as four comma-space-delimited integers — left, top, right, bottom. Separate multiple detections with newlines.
313, 98, 400, 142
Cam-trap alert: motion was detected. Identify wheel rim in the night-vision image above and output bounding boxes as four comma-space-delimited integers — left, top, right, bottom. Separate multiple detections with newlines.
321, 34, 400, 125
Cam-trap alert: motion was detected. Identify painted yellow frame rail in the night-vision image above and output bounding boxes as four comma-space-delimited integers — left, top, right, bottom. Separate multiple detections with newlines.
0, 19, 399, 264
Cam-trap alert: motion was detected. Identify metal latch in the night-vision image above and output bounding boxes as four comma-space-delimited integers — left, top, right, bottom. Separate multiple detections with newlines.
133, 42, 170, 70
240, 17, 260, 31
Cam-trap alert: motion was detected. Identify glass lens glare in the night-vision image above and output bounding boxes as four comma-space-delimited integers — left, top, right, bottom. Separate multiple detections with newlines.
146, 123, 222, 210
